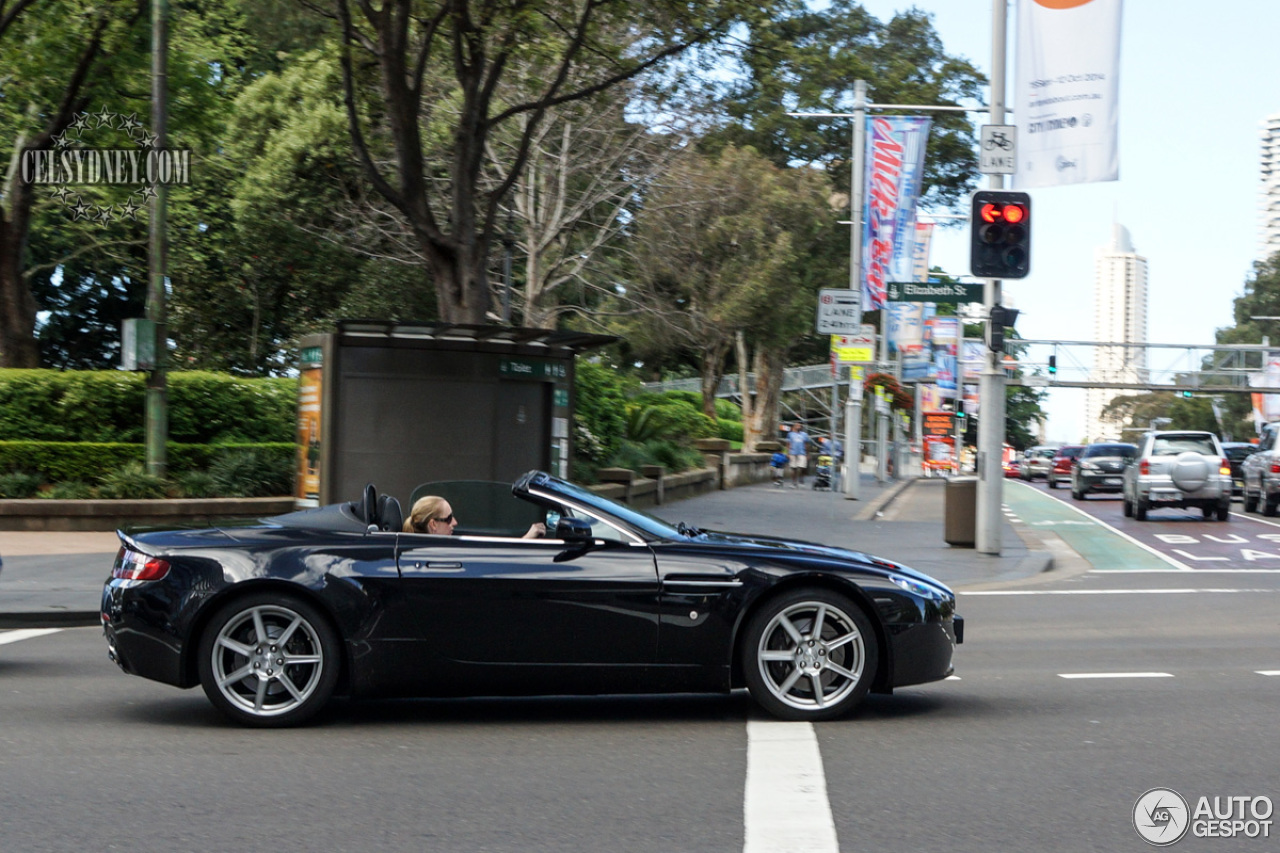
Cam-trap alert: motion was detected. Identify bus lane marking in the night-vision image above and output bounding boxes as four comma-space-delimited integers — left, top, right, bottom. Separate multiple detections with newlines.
744, 720, 839, 853
0, 628, 63, 645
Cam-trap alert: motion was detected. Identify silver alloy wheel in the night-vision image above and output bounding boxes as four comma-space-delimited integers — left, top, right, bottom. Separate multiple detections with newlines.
755, 600, 865, 713
210, 604, 325, 718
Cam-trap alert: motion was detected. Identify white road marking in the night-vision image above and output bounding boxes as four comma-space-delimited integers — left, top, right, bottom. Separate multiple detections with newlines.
1059, 672, 1173, 679
1010, 480, 1195, 571
1256, 671, 1280, 676
0, 628, 63, 645
962, 588, 1277, 596
1089, 568, 1280, 573
744, 721, 838, 853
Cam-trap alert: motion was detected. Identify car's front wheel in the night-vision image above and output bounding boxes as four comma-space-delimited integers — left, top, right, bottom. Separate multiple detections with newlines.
742, 588, 878, 722
1244, 484, 1259, 514
197, 592, 340, 727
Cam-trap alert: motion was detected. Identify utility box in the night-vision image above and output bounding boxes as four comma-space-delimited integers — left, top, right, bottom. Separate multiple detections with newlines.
295, 321, 614, 508
944, 476, 978, 547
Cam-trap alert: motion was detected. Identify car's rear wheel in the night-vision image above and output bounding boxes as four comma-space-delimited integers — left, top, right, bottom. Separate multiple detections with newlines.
1135, 498, 1149, 521
197, 592, 340, 727
742, 588, 877, 722
1048, 478, 1057, 490
1123, 495, 1133, 517
1244, 486, 1259, 514
1216, 501, 1230, 521
1265, 493, 1279, 517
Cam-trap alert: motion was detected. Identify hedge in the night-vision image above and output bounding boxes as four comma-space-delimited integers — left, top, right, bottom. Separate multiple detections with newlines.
0, 441, 296, 484
0, 370, 296, 443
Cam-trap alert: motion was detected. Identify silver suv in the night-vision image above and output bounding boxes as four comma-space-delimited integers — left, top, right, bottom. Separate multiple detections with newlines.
1122, 430, 1231, 521
1240, 423, 1279, 514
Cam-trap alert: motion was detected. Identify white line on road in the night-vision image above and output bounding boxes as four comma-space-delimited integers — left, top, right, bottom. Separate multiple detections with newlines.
1090, 568, 1280, 573
744, 721, 838, 853
1256, 671, 1280, 676
1058, 672, 1174, 679
962, 588, 1278, 596
0, 628, 63, 645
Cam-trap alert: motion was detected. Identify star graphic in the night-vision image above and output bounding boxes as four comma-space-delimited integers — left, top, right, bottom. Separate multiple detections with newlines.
140, 133, 159, 149
70, 200, 92, 221
93, 109, 116, 128
69, 113, 91, 132
96, 206, 115, 223
120, 113, 141, 130
120, 199, 143, 220
50, 185, 74, 202
139, 184, 158, 200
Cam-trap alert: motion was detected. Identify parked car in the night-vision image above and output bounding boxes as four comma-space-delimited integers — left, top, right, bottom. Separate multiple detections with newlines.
1019, 446, 1057, 480
1046, 445, 1086, 489
102, 470, 964, 727
1220, 441, 1258, 498
1071, 442, 1138, 499
1242, 425, 1280, 513
1122, 431, 1232, 521
1003, 458, 1021, 478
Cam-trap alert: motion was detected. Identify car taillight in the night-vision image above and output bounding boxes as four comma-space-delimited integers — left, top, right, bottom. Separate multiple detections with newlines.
1139, 459, 1150, 475
1270, 462, 1280, 475
1219, 458, 1232, 476
112, 548, 170, 581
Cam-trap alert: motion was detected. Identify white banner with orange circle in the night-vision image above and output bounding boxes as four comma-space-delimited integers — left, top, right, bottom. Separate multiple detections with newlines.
1013, 0, 1122, 188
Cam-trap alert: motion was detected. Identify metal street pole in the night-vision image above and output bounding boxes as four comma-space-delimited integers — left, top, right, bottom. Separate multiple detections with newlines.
145, 0, 169, 477
975, 0, 1008, 554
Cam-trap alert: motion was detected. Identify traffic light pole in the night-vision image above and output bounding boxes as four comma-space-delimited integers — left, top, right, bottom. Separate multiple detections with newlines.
976, 0, 1008, 555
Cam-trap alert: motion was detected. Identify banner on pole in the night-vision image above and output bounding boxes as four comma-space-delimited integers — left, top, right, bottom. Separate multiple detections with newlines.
1013, 0, 1123, 188
861, 116, 932, 311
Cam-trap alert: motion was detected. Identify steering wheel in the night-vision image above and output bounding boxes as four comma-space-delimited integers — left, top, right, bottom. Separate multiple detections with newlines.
361, 484, 378, 526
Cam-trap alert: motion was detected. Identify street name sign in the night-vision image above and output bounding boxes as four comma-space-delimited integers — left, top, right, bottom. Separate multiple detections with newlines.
886, 281, 984, 304
816, 288, 862, 334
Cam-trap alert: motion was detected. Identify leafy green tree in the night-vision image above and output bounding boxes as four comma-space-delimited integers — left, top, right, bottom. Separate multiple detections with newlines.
329, 0, 766, 325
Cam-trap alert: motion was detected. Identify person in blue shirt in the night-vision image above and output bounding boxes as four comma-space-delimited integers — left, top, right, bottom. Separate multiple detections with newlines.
786, 423, 811, 488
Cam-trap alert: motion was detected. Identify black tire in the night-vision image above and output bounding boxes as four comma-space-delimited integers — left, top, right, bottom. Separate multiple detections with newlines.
1202, 506, 1214, 519
1265, 493, 1279, 518
1123, 495, 1133, 517
197, 592, 340, 728
1244, 487, 1259, 514
1216, 501, 1230, 522
1048, 478, 1057, 490
741, 588, 878, 722
1135, 498, 1149, 521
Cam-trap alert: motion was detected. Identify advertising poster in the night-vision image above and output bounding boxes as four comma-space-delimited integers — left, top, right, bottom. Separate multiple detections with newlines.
296, 365, 323, 504
932, 316, 959, 397
911, 221, 935, 283
861, 116, 932, 310
889, 302, 936, 381
919, 384, 944, 413
1014, 0, 1123, 187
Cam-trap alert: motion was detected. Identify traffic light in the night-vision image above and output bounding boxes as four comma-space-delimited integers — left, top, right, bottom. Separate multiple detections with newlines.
1180, 390, 1193, 398
970, 190, 1031, 279
986, 304, 1018, 352
1048, 355, 1057, 375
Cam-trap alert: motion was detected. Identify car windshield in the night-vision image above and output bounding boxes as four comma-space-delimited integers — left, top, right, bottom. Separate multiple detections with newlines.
1151, 435, 1217, 456
1084, 443, 1137, 459
1224, 446, 1256, 461
1057, 447, 1084, 459
526, 476, 685, 540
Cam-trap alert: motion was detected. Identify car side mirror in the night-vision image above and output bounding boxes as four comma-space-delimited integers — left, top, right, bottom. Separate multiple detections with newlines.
555, 517, 593, 543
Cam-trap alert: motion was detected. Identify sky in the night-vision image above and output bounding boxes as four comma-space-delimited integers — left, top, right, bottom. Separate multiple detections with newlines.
855, 0, 1280, 442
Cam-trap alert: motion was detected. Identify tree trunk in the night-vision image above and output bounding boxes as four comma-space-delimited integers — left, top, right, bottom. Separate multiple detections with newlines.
0, 169, 41, 367
736, 331, 754, 444
700, 339, 730, 419
744, 345, 786, 449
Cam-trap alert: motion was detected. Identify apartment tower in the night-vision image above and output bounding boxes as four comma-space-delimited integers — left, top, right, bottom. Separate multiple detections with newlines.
1084, 224, 1148, 442
1261, 112, 1280, 262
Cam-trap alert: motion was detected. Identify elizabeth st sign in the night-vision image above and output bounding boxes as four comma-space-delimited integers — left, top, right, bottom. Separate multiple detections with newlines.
886, 281, 984, 304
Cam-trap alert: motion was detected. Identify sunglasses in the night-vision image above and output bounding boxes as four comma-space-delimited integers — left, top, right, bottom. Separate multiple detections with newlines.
431, 513, 455, 524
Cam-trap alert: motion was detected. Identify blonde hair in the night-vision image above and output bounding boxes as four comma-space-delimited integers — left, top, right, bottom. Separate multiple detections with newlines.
404, 495, 450, 533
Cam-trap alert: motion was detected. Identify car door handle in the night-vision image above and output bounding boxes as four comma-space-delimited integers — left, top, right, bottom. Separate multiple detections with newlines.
410, 561, 464, 572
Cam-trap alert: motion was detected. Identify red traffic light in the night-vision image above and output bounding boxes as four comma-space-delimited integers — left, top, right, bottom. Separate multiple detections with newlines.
979, 202, 1026, 224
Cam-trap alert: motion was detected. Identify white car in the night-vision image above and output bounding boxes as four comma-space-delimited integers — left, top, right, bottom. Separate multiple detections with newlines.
1122, 430, 1232, 521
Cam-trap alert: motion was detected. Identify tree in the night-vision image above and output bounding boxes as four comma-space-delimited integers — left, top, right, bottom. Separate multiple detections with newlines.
0, 0, 145, 367
623, 145, 831, 420
329, 0, 758, 324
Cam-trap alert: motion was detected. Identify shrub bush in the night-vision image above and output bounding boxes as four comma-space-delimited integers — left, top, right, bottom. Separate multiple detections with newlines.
209, 448, 295, 497
41, 481, 98, 500
0, 370, 296, 443
0, 441, 295, 485
175, 471, 219, 499
574, 362, 631, 466
0, 471, 43, 498
98, 463, 168, 500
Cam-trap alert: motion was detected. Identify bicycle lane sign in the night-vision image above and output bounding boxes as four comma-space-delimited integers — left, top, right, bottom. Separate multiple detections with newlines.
980, 124, 1016, 175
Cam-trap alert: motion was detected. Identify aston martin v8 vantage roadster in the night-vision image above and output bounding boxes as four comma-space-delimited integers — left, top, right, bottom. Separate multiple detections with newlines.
102, 471, 963, 726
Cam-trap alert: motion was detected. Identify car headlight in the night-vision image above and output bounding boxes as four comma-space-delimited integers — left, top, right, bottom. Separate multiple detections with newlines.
890, 573, 950, 601
1081, 461, 1100, 471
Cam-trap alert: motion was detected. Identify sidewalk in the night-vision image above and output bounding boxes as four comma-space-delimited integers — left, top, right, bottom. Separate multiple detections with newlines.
0, 475, 1056, 628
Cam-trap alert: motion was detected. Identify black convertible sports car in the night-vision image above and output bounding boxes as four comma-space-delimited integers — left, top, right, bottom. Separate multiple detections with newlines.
102, 471, 963, 727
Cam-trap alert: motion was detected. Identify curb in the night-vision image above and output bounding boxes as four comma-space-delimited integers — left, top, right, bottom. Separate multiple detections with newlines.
853, 477, 917, 521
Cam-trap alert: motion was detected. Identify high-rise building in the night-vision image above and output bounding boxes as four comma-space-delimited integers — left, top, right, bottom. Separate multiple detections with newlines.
1085, 224, 1148, 441
1261, 112, 1280, 262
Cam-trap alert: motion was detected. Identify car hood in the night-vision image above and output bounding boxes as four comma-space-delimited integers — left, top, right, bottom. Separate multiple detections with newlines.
688, 530, 951, 591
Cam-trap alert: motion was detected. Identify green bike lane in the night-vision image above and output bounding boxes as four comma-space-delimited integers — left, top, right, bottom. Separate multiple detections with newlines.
1001, 480, 1189, 572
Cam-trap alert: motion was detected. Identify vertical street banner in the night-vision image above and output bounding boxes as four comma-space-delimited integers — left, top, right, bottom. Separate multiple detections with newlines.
932, 316, 959, 398
1013, 0, 1123, 188
910, 221, 935, 283
861, 116, 932, 311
